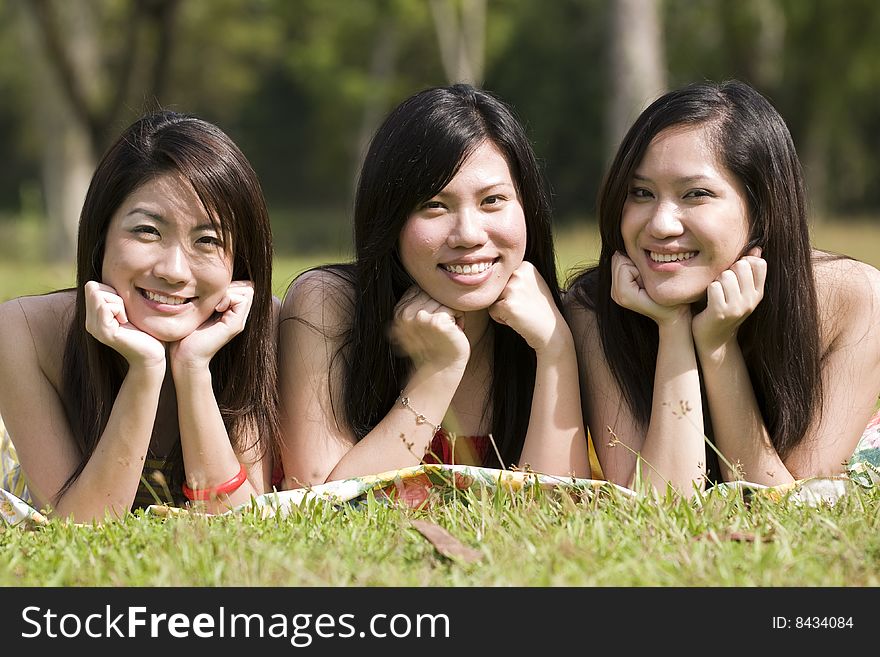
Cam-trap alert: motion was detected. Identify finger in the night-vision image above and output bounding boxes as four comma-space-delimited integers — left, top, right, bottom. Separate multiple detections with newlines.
488, 301, 509, 326
398, 291, 443, 321
394, 286, 425, 319
113, 302, 129, 327
489, 312, 508, 327
215, 295, 232, 313
414, 307, 455, 331
85, 280, 120, 296
705, 280, 725, 311
612, 250, 635, 266
748, 255, 767, 294
731, 259, 756, 294
612, 261, 641, 296
434, 303, 463, 325
97, 300, 125, 330
716, 269, 740, 304
90, 286, 126, 322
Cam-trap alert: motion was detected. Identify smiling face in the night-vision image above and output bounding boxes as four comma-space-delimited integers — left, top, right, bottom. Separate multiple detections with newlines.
100, 173, 233, 342
398, 141, 527, 312
620, 123, 751, 306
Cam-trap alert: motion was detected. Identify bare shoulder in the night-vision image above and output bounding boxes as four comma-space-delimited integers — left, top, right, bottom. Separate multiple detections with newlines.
0, 292, 74, 351
814, 253, 880, 346
814, 254, 880, 315
562, 288, 599, 342
0, 291, 74, 385
280, 267, 354, 334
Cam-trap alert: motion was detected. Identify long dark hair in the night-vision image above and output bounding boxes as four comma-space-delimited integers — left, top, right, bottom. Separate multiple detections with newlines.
58, 110, 279, 502
300, 84, 559, 467
568, 79, 822, 461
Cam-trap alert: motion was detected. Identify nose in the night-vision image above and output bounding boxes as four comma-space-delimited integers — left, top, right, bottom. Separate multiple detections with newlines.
446, 207, 488, 248
646, 200, 684, 239
152, 243, 191, 285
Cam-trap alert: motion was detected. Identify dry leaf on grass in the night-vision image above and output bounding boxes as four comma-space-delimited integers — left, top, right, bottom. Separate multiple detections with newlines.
411, 519, 482, 563
694, 530, 773, 543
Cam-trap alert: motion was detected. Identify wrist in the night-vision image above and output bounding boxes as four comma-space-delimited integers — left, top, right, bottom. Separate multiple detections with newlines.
170, 357, 213, 382
657, 314, 693, 340
126, 358, 167, 382
695, 336, 739, 366
533, 325, 574, 359
410, 356, 468, 382
657, 304, 692, 325
183, 462, 248, 501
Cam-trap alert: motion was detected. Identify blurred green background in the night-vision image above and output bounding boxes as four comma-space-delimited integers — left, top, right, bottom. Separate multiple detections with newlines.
1, 0, 879, 301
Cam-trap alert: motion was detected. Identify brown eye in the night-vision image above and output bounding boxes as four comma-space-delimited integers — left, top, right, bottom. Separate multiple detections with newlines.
684, 189, 713, 199
197, 235, 223, 247
133, 225, 160, 237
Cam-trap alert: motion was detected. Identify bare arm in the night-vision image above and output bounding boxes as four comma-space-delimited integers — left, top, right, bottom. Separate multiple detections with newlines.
170, 281, 269, 512
706, 258, 880, 483
278, 271, 468, 486
0, 294, 164, 521
688, 249, 783, 485
490, 263, 590, 478
565, 256, 707, 495
792, 259, 880, 475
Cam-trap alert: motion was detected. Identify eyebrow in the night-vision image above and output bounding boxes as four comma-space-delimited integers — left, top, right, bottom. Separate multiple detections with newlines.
125, 207, 216, 232
631, 173, 714, 185
435, 181, 515, 197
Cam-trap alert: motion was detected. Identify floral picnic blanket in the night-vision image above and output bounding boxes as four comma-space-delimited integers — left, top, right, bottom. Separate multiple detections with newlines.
145, 464, 634, 520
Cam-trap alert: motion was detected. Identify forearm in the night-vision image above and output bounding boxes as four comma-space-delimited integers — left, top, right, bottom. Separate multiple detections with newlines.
324, 365, 464, 482
637, 320, 706, 495
698, 343, 793, 485
173, 365, 261, 512
519, 332, 590, 478
53, 365, 165, 522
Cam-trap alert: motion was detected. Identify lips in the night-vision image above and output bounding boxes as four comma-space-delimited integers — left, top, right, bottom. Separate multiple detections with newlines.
139, 288, 193, 305
648, 251, 697, 263
440, 259, 496, 275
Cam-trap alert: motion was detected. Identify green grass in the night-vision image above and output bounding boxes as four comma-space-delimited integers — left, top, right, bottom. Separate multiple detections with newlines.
3, 484, 878, 586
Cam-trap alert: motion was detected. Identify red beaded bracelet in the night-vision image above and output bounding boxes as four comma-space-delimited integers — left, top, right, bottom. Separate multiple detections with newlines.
182, 463, 248, 501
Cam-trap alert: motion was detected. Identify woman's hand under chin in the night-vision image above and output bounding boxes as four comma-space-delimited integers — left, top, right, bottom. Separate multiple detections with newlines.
169, 280, 255, 371
692, 247, 766, 354
488, 261, 566, 354
610, 251, 690, 326
84, 280, 166, 369
388, 285, 471, 373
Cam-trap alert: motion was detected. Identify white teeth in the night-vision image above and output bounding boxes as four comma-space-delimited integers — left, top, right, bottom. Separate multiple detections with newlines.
143, 289, 189, 305
442, 261, 493, 275
441, 262, 492, 274
649, 251, 697, 263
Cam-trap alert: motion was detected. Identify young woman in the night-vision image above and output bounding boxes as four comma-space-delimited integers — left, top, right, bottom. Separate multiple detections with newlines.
0, 111, 279, 520
566, 80, 880, 496
278, 84, 590, 487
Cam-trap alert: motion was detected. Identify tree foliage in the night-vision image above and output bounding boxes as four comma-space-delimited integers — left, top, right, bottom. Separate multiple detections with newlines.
1, 0, 879, 258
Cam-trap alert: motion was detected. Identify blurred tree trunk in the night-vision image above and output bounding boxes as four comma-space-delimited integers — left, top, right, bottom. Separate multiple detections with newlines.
746, 0, 785, 90
429, 0, 486, 85
19, 1, 99, 261
607, 0, 667, 156
355, 16, 399, 180
19, 0, 180, 262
